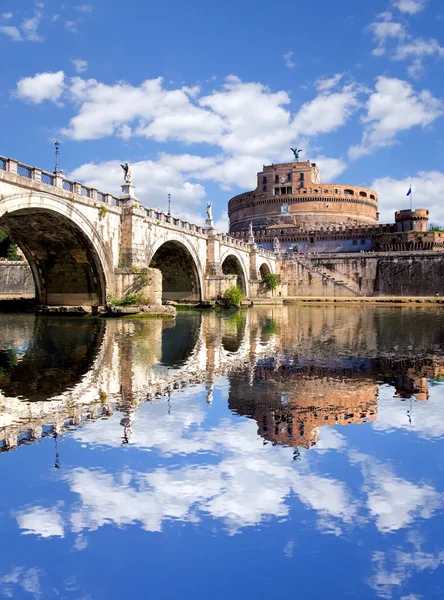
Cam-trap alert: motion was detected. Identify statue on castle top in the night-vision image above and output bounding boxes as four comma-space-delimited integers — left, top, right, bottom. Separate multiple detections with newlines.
206, 202, 213, 221
121, 162, 132, 185
290, 147, 303, 162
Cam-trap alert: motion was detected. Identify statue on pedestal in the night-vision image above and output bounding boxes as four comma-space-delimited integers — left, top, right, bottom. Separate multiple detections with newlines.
290, 147, 303, 162
273, 237, 281, 253
206, 202, 213, 221
121, 162, 132, 185
249, 222, 254, 237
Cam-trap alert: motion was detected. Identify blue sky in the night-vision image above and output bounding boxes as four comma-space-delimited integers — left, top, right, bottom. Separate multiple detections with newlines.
1, 0, 444, 228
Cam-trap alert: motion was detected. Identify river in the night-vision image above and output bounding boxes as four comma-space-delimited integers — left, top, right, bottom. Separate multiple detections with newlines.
1, 305, 444, 599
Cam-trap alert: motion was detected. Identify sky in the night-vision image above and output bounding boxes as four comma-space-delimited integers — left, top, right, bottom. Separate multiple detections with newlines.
1, 0, 444, 230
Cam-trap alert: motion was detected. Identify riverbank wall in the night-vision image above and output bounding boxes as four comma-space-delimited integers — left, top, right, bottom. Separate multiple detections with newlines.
0, 261, 34, 298
2, 252, 444, 302
278, 252, 444, 297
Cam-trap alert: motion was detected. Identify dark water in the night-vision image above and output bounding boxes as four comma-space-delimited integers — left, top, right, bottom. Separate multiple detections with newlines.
1, 306, 444, 599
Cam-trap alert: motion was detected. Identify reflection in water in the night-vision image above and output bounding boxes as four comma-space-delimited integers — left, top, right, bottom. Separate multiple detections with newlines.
1, 306, 444, 598
0, 317, 105, 401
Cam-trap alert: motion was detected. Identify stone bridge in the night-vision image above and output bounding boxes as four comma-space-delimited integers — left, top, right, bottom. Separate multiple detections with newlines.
0, 156, 276, 306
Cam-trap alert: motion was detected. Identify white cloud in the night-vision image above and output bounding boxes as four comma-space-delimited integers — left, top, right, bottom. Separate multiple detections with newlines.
51, 396, 358, 535
16, 506, 65, 538
372, 170, 444, 224
64, 76, 223, 142
75, 4, 94, 12
369, 7, 443, 77
21, 13, 43, 42
394, 38, 444, 60
349, 76, 442, 159
352, 452, 441, 533
72, 58, 88, 74
393, 0, 427, 15
15, 71, 65, 104
214, 210, 229, 233
370, 545, 444, 599
0, 11, 44, 42
313, 155, 348, 181
370, 12, 406, 56
13, 71, 364, 194
406, 58, 425, 79
315, 73, 344, 92
283, 51, 295, 69
0, 567, 42, 599
0, 25, 22, 41
65, 20, 78, 33
293, 84, 361, 136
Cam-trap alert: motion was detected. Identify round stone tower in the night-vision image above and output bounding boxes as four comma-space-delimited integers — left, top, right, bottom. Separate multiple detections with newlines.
395, 209, 429, 232
228, 160, 379, 233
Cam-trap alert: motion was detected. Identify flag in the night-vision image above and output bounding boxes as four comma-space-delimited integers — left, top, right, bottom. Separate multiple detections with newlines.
406, 186, 412, 196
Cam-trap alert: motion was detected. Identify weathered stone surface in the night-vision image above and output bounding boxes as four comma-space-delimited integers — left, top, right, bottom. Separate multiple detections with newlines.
0, 261, 34, 298
36, 305, 93, 315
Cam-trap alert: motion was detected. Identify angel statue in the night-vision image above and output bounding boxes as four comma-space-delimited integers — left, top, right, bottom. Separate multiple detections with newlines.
206, 202, 213, 221
290, 148, 303, 162
249, 222, 254, 237
121, 162, 132, 185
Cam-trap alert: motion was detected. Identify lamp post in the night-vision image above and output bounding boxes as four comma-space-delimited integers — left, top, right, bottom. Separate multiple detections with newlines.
168, 193, 171, 216
54, 141, 60, 175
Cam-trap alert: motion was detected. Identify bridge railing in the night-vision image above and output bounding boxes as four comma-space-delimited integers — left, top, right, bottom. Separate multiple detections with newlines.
217, 233, 275, 257
0, 156, 121, 207
144, 208, 207, 236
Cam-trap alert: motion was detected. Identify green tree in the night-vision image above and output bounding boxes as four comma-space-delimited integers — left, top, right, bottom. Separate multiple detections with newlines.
0, 230, 21, 261
264, 273, 279, 291
429, 223, 444, 232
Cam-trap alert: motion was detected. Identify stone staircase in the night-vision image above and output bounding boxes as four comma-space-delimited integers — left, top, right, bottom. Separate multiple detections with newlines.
294, 256, 362, 296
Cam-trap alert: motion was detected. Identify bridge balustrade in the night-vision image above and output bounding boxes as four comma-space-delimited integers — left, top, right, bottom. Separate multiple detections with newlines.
62, 179, 74, 192
41, 172, 54, 185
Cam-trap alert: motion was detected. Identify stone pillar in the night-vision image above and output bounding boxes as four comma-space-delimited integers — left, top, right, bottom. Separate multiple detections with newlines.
54, 174, 64, 188
7, 159, 17, 174
249, 242, 258, 281
206, 228, 222, 276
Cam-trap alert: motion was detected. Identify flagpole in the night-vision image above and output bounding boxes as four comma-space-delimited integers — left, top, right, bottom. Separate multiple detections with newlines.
410, 184, 412, 211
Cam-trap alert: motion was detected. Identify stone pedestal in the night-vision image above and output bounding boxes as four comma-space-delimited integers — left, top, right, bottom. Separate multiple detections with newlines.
205, 218, 214, 229
120, 184, 141, 207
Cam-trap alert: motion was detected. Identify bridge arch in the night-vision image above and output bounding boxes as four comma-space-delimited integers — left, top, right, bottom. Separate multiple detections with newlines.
148, 236, 203, 302
220, 249, 249, 296
259, 262, 272, 280
0, 193, 112, 306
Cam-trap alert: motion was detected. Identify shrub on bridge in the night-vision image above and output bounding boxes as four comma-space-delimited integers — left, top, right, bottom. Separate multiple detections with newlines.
108, 293, 147, 307
221, 285, 244, 308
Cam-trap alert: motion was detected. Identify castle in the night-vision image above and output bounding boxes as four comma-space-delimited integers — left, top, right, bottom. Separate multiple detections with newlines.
228, 158, 440, 253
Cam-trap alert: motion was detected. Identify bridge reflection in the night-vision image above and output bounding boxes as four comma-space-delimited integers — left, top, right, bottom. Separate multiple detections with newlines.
1, 306, 444, 452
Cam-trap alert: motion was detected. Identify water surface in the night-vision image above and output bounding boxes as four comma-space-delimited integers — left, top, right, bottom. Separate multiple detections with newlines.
1, 306, 444, 599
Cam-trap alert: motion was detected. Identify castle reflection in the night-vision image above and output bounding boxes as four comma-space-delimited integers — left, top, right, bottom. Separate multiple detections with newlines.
1, 305, 444, 452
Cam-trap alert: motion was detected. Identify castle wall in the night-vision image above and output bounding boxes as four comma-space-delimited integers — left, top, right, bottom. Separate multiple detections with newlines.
280, 252, 444, 297
228, 160, 379, 233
